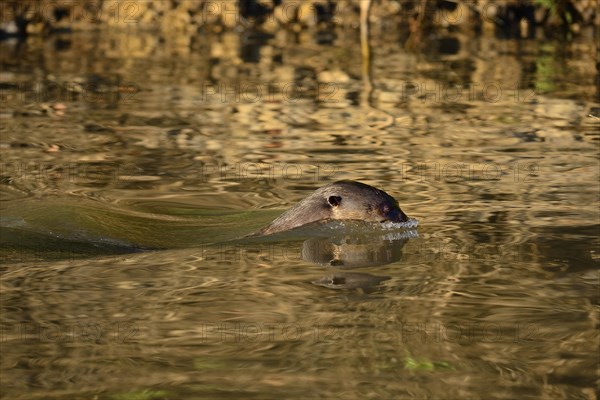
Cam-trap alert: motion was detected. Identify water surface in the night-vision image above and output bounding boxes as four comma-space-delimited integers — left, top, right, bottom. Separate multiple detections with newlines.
0, 25, 598, 399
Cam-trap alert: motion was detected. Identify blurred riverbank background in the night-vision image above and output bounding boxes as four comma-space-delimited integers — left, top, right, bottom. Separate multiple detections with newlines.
1, 0, 599, 39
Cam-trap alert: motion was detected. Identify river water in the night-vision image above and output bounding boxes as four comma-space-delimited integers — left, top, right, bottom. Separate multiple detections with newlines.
0, 24, 598, 399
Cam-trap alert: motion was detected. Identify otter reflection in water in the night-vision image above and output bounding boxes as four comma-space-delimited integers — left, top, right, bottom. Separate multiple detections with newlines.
243, 180, 416, 292
253, 180, 410, 237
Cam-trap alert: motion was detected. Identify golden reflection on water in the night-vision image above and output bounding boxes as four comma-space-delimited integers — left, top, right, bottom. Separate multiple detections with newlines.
0, 24, 598, 400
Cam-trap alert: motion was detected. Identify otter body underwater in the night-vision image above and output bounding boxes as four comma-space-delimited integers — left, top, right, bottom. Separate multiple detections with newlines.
252, 180, 411, 237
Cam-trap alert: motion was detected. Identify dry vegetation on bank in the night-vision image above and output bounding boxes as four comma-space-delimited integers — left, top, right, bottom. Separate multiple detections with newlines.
1, 0, 598, 39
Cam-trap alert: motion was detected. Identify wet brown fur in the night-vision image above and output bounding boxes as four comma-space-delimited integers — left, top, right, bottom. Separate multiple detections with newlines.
255, 180, 408, 236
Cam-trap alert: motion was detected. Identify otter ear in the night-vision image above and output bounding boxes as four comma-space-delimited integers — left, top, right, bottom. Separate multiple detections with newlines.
328, 196, 342, 207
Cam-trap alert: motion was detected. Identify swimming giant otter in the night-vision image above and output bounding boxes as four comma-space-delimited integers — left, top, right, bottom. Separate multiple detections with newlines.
254, 180, 409, 236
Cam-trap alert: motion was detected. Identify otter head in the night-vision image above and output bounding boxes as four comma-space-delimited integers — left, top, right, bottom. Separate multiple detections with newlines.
255, 180, 409, 236
324, 181, 408, 224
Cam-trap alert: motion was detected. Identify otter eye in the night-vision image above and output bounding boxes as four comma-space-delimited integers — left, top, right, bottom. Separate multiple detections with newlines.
328, 196, 342, 207
380, 204, 390, 213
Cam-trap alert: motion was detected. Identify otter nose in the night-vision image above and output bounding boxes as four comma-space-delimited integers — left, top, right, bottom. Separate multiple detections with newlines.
398, 209, 409, 222
385, 207, 408, 223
